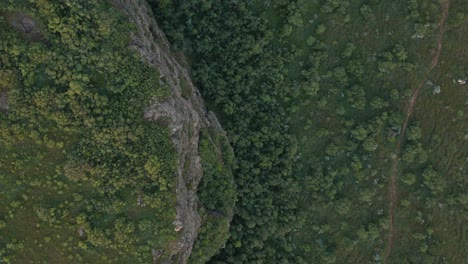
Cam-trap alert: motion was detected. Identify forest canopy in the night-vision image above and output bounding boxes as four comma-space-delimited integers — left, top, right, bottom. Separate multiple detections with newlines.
0, 0, 466, 263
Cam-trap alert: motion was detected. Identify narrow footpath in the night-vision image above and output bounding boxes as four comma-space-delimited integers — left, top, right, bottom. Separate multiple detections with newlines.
383, 1, 450, 263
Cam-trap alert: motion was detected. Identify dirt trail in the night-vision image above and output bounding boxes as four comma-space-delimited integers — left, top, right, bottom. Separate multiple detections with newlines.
383, 1, 450, 263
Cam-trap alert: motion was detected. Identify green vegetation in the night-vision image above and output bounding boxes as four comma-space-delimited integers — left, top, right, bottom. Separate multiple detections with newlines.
1, 0, 466, 263
151, 1, 303, 262
0, 1, 179, 263
153, 0, 466, 263
190, 127, 236, 264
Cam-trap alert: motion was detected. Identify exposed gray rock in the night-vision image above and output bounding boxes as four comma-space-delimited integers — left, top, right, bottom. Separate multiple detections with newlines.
112, 1, 228, 263
137, 195, 145, 207
173, 220, 184, 232
77, 228, 85, 238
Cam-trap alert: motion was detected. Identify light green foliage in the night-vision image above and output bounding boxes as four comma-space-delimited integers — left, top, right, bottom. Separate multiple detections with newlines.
0, 1, 177, 263
342, 43, 356, 58
406, 124, 422, 141
363, 138, 378, 152
401, 173, 416, 186
422, 166, 446, 196
325, 143, 340, 156
359, 5, 373, 20
316, 24, 327, 35
402, 143, 428, 164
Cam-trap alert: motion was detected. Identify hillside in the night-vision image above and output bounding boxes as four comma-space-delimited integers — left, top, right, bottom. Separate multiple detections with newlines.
153, 0, 466, 263
1, 0, 466, 263
0, 0, 234, 263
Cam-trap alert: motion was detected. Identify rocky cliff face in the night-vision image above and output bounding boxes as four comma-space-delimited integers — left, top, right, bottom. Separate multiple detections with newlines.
112, 1, 226, 263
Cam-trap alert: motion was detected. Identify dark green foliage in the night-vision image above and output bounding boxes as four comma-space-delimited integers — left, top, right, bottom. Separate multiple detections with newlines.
154, 0, 467, 262
248, 0, 464, 263
190, 128, 236, 263
197, 129, 236, 215
150, 0, 303, 262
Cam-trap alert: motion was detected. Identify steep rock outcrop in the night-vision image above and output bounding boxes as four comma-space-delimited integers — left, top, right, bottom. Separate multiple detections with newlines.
112, 0, 227, 263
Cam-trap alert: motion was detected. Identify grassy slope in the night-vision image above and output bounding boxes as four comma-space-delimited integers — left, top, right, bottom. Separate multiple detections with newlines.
392, 1, 467, 262
0, 1, 179, 263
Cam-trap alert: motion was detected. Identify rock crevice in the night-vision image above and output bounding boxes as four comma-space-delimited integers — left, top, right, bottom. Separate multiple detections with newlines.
112, 1, 226, 263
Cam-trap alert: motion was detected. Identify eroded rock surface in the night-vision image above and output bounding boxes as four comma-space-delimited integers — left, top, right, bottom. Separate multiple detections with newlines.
112, 1, 227, 263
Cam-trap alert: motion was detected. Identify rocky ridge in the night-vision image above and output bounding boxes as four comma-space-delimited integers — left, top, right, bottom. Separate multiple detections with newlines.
112, 0, 229, 263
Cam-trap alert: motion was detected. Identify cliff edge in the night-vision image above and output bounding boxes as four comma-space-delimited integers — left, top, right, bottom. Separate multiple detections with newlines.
112, 0, 229, 263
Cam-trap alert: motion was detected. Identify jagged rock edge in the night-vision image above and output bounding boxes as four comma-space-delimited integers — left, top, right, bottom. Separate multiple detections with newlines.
111, 0, 230, 263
